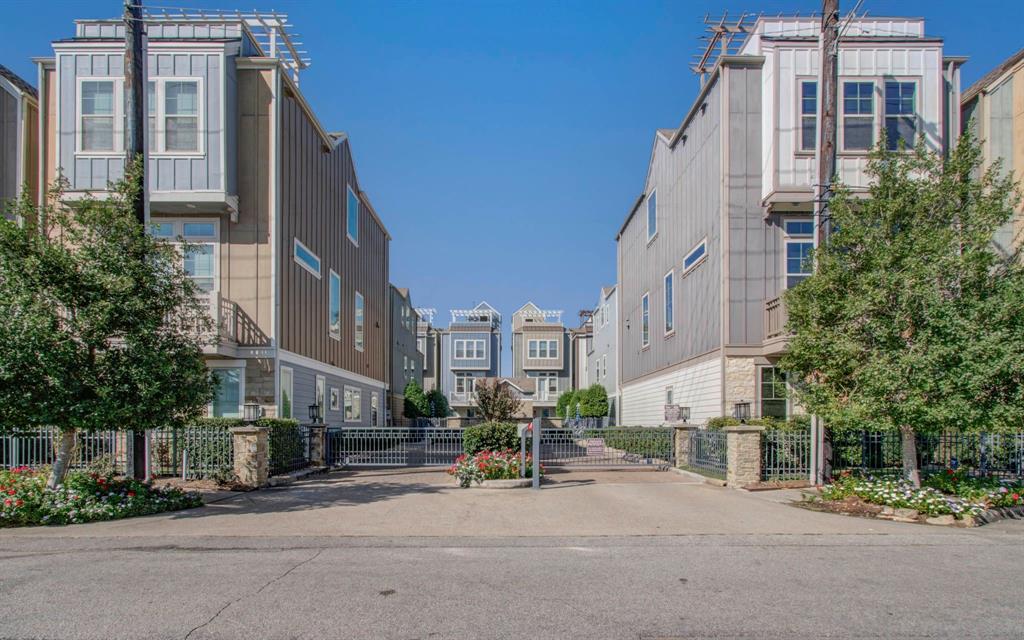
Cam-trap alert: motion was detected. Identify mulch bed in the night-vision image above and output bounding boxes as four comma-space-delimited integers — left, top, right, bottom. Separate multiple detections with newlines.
745, 479, 812, 491
152, 477, 252, 493
796, 495, 885, 519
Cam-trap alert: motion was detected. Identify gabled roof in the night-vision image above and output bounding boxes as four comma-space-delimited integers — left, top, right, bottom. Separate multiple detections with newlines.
0, 64, 37, 100
600, 285, 616, 299
963, 47, 1024, 104
513, 301, 541, 316
473, 301, 498, 312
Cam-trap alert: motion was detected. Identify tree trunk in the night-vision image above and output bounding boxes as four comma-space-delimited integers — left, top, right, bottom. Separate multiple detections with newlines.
47, 429, 78, 489
899, 424, 920, 488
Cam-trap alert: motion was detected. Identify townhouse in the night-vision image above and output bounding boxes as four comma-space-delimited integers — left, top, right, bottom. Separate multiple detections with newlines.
616, 16, 962, 425
510, 303, 570, 419
569, 317, 592, 391
0, 65, 38, 218
388, 285, 423, 424
439, 302, 502, 420
415, 308, 442, 393
587, 285, 618, 422
36, 14, 391, 427
962, 48, 1024, 255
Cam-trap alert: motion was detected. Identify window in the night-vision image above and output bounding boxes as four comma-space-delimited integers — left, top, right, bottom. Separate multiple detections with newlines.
280, 366, 293, 419
641, 293, 650, 348
602, 355, 607, 380
842, 81, 874, 151
151, 222, 174, 238
760, 367, 788, 419
455, 339, 484, 359
664, 270, 674, 334
683, 238, 707, 273
403, 355, 409, 379
79, 80, 117, 152
800, 81, 817, 152
147, 79, 201, 153
328, 271, 341, 339
885, 81, 916, 150
529, 372, 558, 399
210, 366, 243, 418
417, 337, 425, 355
316, 375, 326, 418
784, 219, 814, 289
454, 373, 475, 395
346, 186, 360, 245
646, 190, 657, 241
371, 393, 379, 427
528, 339, 558, 359
293, 238, 321, 278
665, 387, 674, 406
149, 220, 218, 294
330, 387, 340, 412
344, 386, 362, 422
354, 292, 365, 351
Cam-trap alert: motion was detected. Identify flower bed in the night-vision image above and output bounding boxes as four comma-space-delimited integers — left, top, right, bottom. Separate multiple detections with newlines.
0, 467, 203, 527
819, 469, 1023, 520
447, 449, 543, 488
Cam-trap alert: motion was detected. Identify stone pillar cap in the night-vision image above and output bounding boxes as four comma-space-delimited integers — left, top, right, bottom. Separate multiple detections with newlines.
229, 425, 271, 434
722, 424, 765, 433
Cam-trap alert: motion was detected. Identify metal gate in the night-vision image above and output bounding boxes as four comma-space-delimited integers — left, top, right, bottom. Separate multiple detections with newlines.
540, 426, 675, 469
325, 427, 463, 467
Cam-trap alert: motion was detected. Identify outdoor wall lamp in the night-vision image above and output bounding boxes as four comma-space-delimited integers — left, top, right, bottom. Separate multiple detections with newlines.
308, 404, 322, 424
243, 402, 261, 424
733, 402, 751, 424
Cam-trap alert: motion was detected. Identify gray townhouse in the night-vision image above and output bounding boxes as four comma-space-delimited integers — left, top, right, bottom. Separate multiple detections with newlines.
440, 302, 502, 420
569, 316, 592, 392
36, 13, 392, 427
510, 303, 570, 419
388, 285, 423, 425
0, 64, 38, 219
415, 308, 442, 393
616, 15, 963, 426
587, 285, 618, 422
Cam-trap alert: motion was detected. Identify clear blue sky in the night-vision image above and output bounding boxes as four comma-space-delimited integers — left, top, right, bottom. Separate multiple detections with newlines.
3, 1, 1022, 374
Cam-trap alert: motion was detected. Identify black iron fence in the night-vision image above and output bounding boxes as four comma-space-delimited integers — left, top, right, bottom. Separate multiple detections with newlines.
687, 429, 727, 479
325, 427, 464, 467
827, 430, 1024, 479
540, 427, 673, 468
761, 428, 812, 481
268, 424, 311, 476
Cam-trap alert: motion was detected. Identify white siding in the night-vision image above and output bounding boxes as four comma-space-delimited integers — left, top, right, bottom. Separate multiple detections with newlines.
620, 358, 721, 426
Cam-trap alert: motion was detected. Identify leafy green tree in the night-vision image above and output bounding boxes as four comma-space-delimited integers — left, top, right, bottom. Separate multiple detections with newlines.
579, 384, 609, 418
780, 131, 1024, 486
402, 379, 427, 419
0, 163, 216, 488
555, 390, 573, 418
425, 388, 450, 418
559, 389, 580, 419
473, 380, 522, 422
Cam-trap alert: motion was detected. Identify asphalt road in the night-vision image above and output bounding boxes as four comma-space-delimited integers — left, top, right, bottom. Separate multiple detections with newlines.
1, 471, 1021, 639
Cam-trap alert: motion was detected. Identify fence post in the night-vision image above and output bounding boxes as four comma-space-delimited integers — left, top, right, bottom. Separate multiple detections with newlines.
307, 424, 326, 467
531, 416, 540, 490
673, 425, 696, 467
723, 424, 764, 488
229, 425, 270, 488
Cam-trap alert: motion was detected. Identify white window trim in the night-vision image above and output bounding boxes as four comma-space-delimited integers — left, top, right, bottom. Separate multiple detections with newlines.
346, 185, 360, 247
682, 237, 708, 276
371, 392, 380, 427
293, 238, 321, 279
150, 218, 220, 296
645, 189, 657, 243
344, 385, 362, 423
454, 339, 485, 360
328, 270, 341, 341
665, 386, 674, 406
840, 79, 875, 153
527, 338, 559, 360
207, 360, 245, 418
784, 218, 814, 289
796, 77, 817, 154
454, 372, 476, 395
76, 76, 123, 156
641, 292, 650, 349
883, 77, 921, 152
148, 76, 205, 157
663, 268, 675, 336
279, 365, 293, 419
315, 375, 326, 416
330, 386, 340, 412
354, 291, 365, 352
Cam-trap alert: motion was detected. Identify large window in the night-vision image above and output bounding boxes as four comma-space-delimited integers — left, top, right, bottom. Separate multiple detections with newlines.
329, 271, 341, 339
293, 238, 321, 278
760, 366, 788, 419
885, 81, 917, 150
455, 339, 485, 359
354, 292, 365, 351
784, 219, 814, 289
150, 219, 217, 293
210, 366, 243, 418
664, 270, 674, 334
646, 190, 657, 241
683, 238, 707, 274
842, 81, 874, 151
527, 339, 558, 359
529, 372, 558, 400
347, 186, 360, 245
280, 366, 293, 419
641, 293, 650, 348
79, 80, 117, 152
800, 81, 817, 152
454, 373, 475, 395
344, 386, 362, 422
148, 79, 201, 153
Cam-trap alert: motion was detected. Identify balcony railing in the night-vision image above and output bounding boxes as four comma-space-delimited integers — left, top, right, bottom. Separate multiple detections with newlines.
764, 296, 788, 341
449, 391, 473, 404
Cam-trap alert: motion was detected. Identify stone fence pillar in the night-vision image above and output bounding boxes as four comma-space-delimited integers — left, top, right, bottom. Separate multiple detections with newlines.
724, 424, 764, 488
673, 425, 697, 467
307, 425, 326, 467
229, 425, 270, 488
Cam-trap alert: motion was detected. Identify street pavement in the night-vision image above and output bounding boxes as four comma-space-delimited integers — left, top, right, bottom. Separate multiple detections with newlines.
0, 469, 1021, 639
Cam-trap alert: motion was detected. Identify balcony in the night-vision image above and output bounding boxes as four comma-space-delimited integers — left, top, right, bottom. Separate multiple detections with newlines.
763, 296, 790, 355
449, 391, 473, 405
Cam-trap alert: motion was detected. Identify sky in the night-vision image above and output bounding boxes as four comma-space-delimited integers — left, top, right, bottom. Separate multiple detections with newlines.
3, 0, 1023, 375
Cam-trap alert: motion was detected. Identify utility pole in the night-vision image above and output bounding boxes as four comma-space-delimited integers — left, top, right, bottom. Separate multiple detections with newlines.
124, 0, 148, 479
811, 0, 840, 486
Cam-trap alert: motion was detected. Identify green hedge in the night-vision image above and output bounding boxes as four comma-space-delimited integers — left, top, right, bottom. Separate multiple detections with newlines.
706, 415, 810, 431
463, 422, 520, 454
260, 418, 305, 473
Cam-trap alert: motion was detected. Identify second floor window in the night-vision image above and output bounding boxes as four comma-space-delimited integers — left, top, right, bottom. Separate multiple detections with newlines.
885, 81, 917, 150
843, 81, 874, 151
80, 80, 117, 152
347, 186, 360, 245
329, 271, 341, 339
784, 219, 814, 289
646, 190, 657, 241
293, 238, 321, 278
800, 81, 817, 151
641, 293, 650, 348
454, 373, 475, 395
664, 270, 674, 334
528, 339, 558, 359
147, 79, 201, 154
454, 339, 485, 359
354, 292, 365, 352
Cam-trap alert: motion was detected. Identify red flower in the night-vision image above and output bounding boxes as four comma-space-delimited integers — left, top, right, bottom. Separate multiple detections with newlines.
127, 491, 136, 497
14, 500, 23, 507
6, 489, 14, 496
1013, 494, 1020, 501
3, 499, 10, 507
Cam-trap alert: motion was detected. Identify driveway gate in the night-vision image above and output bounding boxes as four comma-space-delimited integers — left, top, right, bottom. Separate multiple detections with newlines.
325, 427, 463, 467
540, 426, 675, 469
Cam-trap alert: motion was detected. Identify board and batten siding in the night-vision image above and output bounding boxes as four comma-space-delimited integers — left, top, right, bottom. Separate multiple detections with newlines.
278, 88, 389, 385
0, 88, 18, 207
620, 357, 721, 426
587, 288, 618, 395
618, 75, 723, 386
283, 359, 384, 428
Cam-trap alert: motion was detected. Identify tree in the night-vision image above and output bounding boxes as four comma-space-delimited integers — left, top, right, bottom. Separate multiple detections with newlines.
425, 388, 450, 418
402, 379, 427, 419
0, 162, 217, 488
780, 131, 1024, 486
579, 384, 609, 418
473, 380, 522, 422
555, 390, 573, 418
558, 389, 580, 419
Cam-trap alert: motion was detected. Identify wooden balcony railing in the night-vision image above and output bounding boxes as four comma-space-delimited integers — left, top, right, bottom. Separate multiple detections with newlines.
764, 296, 789, 341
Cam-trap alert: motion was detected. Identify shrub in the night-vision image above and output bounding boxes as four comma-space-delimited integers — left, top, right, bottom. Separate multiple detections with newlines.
426, 389, 450, 418
559, 390, 579, 418
447, 449, 543, 487
463, 422, 520, 455
0, 467, 202, 527
578, 384, 609, 418
403, 380, 427, 419
706, 416, 809, 431
261, 418, 304, 472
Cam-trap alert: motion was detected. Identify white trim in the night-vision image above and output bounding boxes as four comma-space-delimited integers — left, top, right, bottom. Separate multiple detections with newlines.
663, 268, 675, 336
206, 360, 245, 418
645, 189, 657, 243
346, 184, 360, 247
279, 349, 387, 389
147, 76, 205, 156
329, 386, 340, 411
640, 292, 650, 349
840, 79, 875, 152
328, 269, 341, 341
882, 77, 921, 151
279, 365, 294, 419
796, 77, 817, 154
344, 385, 363, 423
453, 338, 485, 360
526, 338, 559, 360
293, 237, 321, 278
682, 237, 708, 275
354, 291, 365, 352
370, 391, 380, 427
75, 76, 124, 155
315, 375, 326, 417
